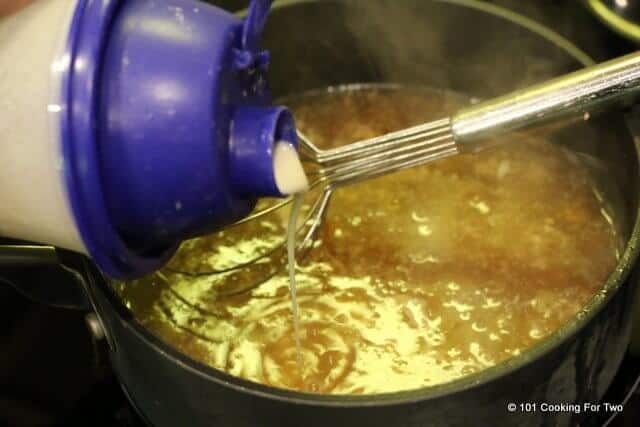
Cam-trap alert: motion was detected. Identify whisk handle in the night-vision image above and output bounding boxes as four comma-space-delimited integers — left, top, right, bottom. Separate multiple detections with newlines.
451, 51, 640, 150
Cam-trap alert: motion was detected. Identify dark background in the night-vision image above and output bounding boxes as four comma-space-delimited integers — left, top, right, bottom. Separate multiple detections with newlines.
0, 0, 638, 426
209, 0, 635, 60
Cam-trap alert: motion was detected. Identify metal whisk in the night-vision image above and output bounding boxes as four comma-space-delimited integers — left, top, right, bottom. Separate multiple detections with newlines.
299, 49, 640, 191
170, 51, 640, 295
297, 118, 457, 189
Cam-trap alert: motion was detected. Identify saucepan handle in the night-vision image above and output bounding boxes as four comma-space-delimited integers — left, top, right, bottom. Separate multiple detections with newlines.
452, 51, 640, 150
0, 244, 60, 266
0, 244, 91, 310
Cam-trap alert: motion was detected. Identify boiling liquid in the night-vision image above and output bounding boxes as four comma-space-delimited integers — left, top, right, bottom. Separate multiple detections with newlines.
116, 87, 622, 394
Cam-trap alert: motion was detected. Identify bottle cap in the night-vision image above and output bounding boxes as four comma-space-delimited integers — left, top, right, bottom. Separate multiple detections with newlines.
60, 0, 292, 279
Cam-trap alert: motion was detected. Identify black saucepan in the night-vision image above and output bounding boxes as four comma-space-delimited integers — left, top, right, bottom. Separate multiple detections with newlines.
2, 1, 640, 426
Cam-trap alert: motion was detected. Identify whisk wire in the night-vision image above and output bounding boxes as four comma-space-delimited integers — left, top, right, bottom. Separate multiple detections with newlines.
312, 118, 452, 162
171, 118, 458, 293
299, 118, 457, 188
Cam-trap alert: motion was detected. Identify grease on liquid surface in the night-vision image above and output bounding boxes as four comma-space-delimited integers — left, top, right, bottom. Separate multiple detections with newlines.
115, 87, 622, 395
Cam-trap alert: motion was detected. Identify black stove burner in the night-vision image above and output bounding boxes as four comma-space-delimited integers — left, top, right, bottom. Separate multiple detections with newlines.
0, 283, 146, 427
53, 380, 145, 427
585, 353, 640, 427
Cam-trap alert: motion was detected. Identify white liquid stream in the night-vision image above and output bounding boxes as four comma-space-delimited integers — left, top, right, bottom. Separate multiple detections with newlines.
273, 140, 309, 369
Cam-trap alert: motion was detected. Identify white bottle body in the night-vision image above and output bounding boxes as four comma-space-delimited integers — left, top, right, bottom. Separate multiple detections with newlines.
0, 0, 87, 253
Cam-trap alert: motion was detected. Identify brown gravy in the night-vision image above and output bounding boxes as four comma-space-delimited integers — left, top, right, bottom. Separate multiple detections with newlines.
115, 87, 621, 394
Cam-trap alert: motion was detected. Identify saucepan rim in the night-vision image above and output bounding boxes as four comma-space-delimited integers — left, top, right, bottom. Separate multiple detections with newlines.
95, 0, 640, 407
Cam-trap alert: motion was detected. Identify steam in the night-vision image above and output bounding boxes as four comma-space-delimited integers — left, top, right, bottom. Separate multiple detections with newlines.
341, 0, 580, 98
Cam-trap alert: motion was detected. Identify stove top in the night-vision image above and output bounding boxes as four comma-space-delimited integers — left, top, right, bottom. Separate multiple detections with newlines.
1, 1, 640, 426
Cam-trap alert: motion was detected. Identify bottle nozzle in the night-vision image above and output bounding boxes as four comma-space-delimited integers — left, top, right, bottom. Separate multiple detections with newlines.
229, 106, 305, 197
